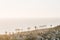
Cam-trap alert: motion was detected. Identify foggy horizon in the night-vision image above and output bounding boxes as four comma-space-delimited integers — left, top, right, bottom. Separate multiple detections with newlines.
0, 18, 60, 34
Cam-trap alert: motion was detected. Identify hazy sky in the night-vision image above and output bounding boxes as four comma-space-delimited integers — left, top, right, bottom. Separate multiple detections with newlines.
0, 0, 60, 34
0, 0, 60, 18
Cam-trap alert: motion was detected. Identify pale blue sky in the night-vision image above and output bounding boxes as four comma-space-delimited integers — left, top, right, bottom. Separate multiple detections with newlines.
0, 0, 60, 34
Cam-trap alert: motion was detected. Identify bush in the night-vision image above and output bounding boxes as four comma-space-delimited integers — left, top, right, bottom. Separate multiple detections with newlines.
25, 35, 36, 40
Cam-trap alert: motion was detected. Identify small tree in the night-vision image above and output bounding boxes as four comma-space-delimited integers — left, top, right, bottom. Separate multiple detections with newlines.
34, 26, 37, 30
5, 31, 7, 35
27, 27, 30, 31
50, 25, 52, 27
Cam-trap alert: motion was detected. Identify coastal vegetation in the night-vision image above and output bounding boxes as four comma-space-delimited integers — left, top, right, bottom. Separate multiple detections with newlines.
0, 25, 60, 40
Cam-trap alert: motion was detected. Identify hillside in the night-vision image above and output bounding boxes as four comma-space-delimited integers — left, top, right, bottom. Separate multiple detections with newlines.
16, 25, 60, 36
0, 25, 60, 40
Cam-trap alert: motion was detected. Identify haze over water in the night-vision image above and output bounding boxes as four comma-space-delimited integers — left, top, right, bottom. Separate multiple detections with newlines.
0, 18, 60, 34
